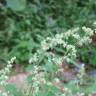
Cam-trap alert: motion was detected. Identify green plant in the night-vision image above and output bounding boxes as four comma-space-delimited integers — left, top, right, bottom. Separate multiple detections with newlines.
0, 0, 96, 96
78, 45, 96, 65
0, 0, 96, 64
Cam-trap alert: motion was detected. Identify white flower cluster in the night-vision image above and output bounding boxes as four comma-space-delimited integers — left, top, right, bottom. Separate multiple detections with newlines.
27, 65, 46, 95
82, 26, 94, 36
76, 92, 85, 96
0, 90, 13, 96
41, 26, 94, 63
41, 26, 93, 51
0, 90, 9, 96
30, 26, 94, 66
52, 56, 63, 65
0, 57, 16, 86
29, 53, 38, 64
77, 26, 94, 46
7, 56, 16, 65
0, 57, 16, 96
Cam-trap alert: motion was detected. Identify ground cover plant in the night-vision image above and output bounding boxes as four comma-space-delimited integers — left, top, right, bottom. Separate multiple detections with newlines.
0, 0, 96, 96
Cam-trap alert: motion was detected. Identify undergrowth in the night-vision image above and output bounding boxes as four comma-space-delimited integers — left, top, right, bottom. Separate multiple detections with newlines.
0, 0, 96, 96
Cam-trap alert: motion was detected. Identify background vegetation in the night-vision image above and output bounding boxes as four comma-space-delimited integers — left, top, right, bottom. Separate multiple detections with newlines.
0, 0, 96, 96
0, 0, 96, 65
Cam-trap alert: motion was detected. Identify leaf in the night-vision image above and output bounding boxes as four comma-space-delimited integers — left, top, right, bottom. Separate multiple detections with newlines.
44, 58, 58, 73
51, 86, 60, 94
6, 0, 26, 11
90, 57, 96, 65
5, 84, 23, 96
45, 60, 54, 73
65, 82, 80, 93
42, 84, 60, 96
26, 64, 34, 72
26, 75, 33, 83
85, 83, 96, 93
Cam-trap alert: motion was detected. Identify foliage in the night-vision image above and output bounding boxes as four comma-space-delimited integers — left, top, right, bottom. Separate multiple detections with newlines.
0, 57, 96, 96
0, 25, 95, 96
78, 45, 96, 65
0, 0, 96, 64
0, 0, 96, 96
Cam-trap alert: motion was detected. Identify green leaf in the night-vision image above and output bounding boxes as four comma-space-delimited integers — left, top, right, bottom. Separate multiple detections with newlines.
6, 0, 26, 11
26, 64, 34, 72
42, 84, 60, 96
26, 75, 33, 83
85, 83, 96, 93
65, 82, 80, 93
45, 58, 58, 73
90, 57, 96, 65
51, 86, 60, 94
45, 60, 54, 73
5, 84, 23, 96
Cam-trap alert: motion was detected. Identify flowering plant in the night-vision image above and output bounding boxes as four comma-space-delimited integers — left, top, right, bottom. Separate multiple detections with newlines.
0, 26, 95, 96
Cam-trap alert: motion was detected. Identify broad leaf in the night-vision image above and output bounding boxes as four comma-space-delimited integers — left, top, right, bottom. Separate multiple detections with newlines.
6, 0, 26, 11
